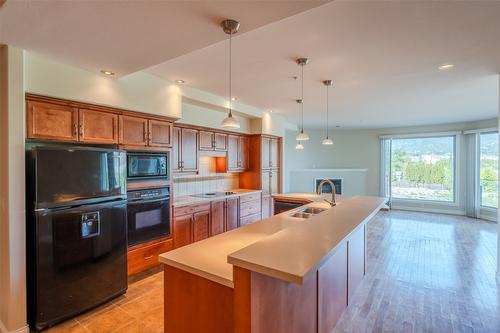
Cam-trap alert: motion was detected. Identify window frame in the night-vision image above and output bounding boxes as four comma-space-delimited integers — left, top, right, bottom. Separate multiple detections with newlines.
478, 131, 498, 210
388, 134, 458, 205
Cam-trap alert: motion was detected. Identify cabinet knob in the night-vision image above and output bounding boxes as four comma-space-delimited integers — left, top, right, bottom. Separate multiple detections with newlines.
73, 123, 78, 136
79, 124, 84, 136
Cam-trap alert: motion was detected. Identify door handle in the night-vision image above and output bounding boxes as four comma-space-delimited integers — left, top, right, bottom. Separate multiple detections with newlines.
73, 123, 78, 137
79, 124, 84, 136
144, 255, 153, 260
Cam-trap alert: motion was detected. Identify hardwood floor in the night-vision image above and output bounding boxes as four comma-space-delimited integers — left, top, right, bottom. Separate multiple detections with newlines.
45, 210, 499, 333
334, 210, 500, 333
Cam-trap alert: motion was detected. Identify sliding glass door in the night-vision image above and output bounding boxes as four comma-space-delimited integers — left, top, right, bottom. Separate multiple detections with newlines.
479, 132, 498, 209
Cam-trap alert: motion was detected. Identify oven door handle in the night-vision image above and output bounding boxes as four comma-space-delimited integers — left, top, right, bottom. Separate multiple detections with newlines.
127, 197, 170, 205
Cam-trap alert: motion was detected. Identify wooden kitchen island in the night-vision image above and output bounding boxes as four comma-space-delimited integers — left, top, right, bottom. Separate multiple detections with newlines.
159, 195, 386, 333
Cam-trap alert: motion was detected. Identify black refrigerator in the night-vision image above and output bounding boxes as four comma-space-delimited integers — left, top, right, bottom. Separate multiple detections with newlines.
26, 146, 128, 332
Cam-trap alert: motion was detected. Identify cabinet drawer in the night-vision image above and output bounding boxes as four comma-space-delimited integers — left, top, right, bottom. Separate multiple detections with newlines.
174, 203, 210, 216
239, 192, 261, 204
240, 198, 261, 218
240, 212, 261, 227
128, 238, 173, 276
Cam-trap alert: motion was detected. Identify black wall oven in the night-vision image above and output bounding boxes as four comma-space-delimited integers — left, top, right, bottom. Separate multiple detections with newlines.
127, 152, 168, 180
127, 187, 170, 246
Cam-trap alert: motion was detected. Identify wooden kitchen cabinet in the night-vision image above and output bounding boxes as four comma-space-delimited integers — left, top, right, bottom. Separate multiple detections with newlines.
239, 136, 249, 170
199, 130, 214, 150
227, 135, 239, 170
210, 199, 225, 236
262, 195, 271, 219
79, 109, 119, 144
199, 131, 227, 151
261, 137, 270, 169
215, 133, 227, 150
172, 127, 199, 173
128, 238, 173, 276
173, 214, 193, 248
193, 210, 210, 242
269, 138, 279, 169
120, 115, 172, 148
260, 136, 279, 169
318, 241, 348, 333
172, 127, 181, 172
226, 197, 239, 231
348, 225, 365, 302
270, 170, 279, 195
119, 115, 149, 146
227, 135, 249, 172
27, 101, 78, 142
148, 119, 172, 147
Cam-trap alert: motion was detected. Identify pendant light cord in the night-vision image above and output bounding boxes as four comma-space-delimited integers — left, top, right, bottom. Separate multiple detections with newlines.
301, 64, 304, 132
228, 32, 232, 117
326, 85, 329, 138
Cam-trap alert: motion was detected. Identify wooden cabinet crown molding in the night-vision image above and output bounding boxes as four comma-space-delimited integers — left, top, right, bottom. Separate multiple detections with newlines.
26, 93, 178, 123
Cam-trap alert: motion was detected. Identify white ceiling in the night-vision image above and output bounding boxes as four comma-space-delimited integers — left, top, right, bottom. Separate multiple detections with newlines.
0, 1, 327, 76
1, 1, 500, 129
147, 1, 500, 128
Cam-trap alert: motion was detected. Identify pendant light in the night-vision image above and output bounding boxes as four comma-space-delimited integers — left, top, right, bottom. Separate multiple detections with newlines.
220, 19, 240, 129
322, 80, 334, 145
295, 99, 305, 150
296, 58, 309, 141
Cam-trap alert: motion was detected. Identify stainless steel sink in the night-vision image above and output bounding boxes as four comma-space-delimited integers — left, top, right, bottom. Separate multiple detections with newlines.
301, 207, 327, 214
289, 206, 328, 219
290, 212, 315, 219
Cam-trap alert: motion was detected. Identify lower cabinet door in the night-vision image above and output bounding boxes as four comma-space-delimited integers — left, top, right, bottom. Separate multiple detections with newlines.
348, 225, 366, 302
127, 238, 173, 276
173, 214, 193, 248
193, 210, 210, 242
318, 242, 348, 333
262, 195, 271, 219
226, 197, 239, 231
210, 199, 225, 236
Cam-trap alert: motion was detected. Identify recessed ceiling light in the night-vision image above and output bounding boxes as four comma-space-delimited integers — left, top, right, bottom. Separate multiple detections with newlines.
269, 110, 273, 113
231, 97, 237, 101
100, 70, 114, 76
176, 79, 185, 84
438, 64, 454, 70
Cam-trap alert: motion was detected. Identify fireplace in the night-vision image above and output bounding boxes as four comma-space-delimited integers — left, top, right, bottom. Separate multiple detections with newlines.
314, 178, 342, 195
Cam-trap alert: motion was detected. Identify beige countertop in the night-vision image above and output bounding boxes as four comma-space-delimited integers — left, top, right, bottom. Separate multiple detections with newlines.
173, 188, 262, 207
159, 193, 386, 288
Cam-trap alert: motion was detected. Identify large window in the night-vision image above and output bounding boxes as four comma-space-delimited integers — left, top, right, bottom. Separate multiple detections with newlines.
390, 136, 455, 202
479, 132, 498, 208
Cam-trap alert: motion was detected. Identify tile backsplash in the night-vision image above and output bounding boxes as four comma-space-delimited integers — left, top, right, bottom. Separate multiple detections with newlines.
173, 155, 239, 196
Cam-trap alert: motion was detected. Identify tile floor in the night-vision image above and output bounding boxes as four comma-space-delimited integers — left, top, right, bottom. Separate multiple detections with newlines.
46, 210, 499, 333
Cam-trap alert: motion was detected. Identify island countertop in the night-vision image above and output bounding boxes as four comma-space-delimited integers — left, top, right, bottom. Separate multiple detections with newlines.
159, 194, 386, 287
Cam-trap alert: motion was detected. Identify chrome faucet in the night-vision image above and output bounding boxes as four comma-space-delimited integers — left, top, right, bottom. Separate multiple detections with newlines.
317, 179, 337, 207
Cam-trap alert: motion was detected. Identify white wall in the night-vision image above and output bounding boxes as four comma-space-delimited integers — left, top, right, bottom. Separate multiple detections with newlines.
284, 118, 498, 213
0, 45, 28, 333
25, 52, 182, 119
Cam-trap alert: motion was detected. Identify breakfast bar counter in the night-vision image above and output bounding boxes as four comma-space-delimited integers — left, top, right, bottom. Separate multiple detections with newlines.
159, 194, 386, 333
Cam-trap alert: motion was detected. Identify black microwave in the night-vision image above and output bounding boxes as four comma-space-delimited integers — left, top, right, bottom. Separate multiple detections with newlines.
127, 152, 168, 179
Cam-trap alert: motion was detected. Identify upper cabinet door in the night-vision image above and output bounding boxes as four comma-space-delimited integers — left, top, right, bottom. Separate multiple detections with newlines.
239, 136, 249, 170
148, 119, 172, 147
172, 127, 181, 172
261, 137, 271, 169
261, 170, 271, 196
269, 138, 279, 169
214, 133, 227, 151
78, 109, 118, 144
270, 170, 279, 194
119, 115, 148, 146
199, 131, 215, 150
27, 101, 78, 142
227, 135, 239, 171
181, 128, 198, 172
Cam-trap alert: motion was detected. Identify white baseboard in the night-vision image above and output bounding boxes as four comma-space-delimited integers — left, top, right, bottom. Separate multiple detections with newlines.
0, 321, 29, 333
392, 205, 466, 216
